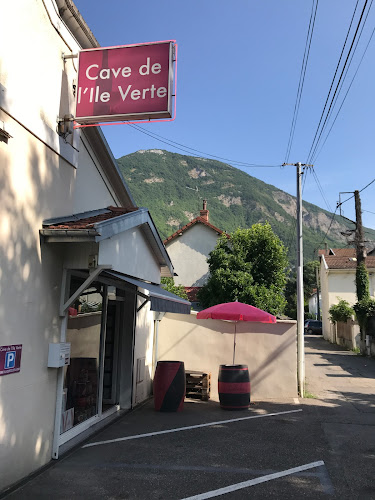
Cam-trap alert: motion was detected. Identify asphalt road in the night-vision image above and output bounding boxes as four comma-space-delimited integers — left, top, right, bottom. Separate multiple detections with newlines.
4, 336, 375, 499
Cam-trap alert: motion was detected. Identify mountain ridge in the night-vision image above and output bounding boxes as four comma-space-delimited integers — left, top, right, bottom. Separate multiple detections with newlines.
117, 149, 375, 264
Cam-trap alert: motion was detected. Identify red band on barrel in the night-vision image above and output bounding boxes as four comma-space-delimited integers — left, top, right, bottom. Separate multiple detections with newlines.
218, 381, 250, 394
220, 367, 248, 371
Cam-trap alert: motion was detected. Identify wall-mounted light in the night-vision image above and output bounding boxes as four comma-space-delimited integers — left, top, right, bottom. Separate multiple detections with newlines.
57, 114, 74, 140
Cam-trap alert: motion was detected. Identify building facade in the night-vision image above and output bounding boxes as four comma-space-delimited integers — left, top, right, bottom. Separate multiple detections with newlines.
0, 1, 189, 491
319, 248, 375, 342
164, 201, 225, 304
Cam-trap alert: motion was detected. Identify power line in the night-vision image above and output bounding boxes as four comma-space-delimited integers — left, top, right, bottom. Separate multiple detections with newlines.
306, 0, 372, 164
285, 167, 310, 259
316, 207, 339, 250
311, 168, 333, 212
337, 176, 375, 208
127, 123, 282, 168
311, 0, 375, 163
284, 0, 319, 164
306, 0, 361, 163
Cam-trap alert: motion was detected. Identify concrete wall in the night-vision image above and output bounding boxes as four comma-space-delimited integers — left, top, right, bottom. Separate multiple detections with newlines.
335, 320, 360, 350
158, 313, 297, 401
165, 224, 220, 286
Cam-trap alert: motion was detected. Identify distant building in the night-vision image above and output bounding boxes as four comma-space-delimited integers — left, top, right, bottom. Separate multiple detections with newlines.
308, 289, 321, 319
164, 201, 225, 306
318, 248, 375, 341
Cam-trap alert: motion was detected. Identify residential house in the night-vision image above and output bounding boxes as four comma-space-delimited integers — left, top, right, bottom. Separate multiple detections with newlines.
0, 1, 189, 492
164, 201, 225, 306
319, 248, 375, 342
308, 289, 321, 319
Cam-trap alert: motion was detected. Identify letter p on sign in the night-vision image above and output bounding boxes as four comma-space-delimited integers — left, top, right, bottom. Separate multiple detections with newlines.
5, 351, 15, 369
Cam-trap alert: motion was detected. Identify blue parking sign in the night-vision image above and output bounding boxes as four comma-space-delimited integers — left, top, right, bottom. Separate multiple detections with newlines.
5, 351, 16, 369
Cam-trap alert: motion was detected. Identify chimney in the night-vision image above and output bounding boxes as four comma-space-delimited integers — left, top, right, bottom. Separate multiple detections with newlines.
200, 200, 209, 222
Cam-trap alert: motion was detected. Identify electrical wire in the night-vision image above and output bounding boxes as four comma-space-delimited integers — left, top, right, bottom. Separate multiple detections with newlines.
312, 19, 375, 162
127, 123, 282, 168
284, 0, 319, 164
316, 207, 339, 250
311, 168, 333, 212
311, 0, 375, 163
306, 0, 360, 163
338, 176, 375, 208
306, 0, 372, 164
285, 167, 310, 259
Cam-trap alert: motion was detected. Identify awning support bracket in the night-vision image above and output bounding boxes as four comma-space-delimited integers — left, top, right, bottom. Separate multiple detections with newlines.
137, 294, 150, 313
60, 265, 112, 317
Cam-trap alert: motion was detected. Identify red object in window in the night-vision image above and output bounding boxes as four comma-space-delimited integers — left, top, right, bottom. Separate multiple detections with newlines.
68, 307, 78, 317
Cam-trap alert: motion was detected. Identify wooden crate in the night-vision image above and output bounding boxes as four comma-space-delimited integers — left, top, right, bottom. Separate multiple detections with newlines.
185, 370, 211, 401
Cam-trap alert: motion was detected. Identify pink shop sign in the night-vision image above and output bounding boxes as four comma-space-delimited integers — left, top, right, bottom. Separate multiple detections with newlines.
75, 41, 175, 124
0, 345, 22, 376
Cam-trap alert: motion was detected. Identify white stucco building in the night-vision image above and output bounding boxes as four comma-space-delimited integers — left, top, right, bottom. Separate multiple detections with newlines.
319, 248, 375, 342
164, 201, 225, 304
0, 1, 189, 492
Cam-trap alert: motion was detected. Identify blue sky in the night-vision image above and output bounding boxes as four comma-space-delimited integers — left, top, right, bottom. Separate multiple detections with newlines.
73, 0, 375, 232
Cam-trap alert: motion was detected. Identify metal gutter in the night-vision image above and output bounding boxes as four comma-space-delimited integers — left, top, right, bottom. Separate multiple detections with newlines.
55, 0, 99, 49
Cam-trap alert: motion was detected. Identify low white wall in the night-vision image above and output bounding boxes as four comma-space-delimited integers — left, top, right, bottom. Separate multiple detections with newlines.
158, 313, 297, 401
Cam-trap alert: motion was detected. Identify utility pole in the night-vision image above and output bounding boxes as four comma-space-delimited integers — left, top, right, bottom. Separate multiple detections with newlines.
282, 162, 313, 397
315, 263, 320, 320
354, 190, 366, 266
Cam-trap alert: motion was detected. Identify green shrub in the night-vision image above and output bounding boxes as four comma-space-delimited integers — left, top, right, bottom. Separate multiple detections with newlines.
328, 298, 354, 324
353, 298, 375, 330
356, 262, 370, 301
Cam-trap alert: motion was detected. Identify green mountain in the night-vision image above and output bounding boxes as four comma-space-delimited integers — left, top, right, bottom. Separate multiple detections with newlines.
117, 149, 375, 264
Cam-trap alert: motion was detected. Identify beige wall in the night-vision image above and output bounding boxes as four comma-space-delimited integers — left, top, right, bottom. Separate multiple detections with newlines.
0, 1, 122, 490
99, 228, 161, 284
158, 313, 297, 401
166, 225, 220, 286
132, 296, 155, 405
320, 259, 375, 342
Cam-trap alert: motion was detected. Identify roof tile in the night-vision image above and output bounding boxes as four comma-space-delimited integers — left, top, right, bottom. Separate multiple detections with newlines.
43, 206, 138, 230
164, 216, 226, 244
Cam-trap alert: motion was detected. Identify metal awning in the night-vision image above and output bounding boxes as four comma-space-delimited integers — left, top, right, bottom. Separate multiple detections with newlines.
102, 271, 191, 315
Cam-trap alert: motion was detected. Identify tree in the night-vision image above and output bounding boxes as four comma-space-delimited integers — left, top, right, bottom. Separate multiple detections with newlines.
161, 277, 188, 300
197, 223, 288, 315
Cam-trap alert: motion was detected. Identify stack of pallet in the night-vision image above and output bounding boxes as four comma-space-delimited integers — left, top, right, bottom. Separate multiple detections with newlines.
185, 370, 211, 401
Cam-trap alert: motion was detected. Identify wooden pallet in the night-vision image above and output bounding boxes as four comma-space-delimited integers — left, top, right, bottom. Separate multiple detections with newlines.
185, 370, 211, 401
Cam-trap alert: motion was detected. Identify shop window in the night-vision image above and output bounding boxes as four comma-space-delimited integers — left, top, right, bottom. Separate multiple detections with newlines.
61, 280, 104, 433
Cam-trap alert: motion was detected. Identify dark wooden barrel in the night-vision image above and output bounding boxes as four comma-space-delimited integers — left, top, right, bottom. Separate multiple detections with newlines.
218, 364, 250, 410
153, 361, 185, 412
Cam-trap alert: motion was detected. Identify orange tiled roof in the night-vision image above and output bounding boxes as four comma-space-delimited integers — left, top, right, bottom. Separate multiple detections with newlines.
323, 255, 375, 269
43, 206, 138, 230
184, 286, 201, 302
164, 216, 226, 244
318, 248, 356, 257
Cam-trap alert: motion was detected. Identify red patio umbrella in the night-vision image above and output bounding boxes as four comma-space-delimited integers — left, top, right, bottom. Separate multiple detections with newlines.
197, 301, 277, 364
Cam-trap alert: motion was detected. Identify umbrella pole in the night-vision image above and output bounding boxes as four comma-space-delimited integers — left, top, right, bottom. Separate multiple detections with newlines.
233, 323, 236, 365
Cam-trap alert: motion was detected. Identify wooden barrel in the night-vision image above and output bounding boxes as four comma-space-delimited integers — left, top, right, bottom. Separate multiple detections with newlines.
153, 361, 185, 412
218, 364, 250, 410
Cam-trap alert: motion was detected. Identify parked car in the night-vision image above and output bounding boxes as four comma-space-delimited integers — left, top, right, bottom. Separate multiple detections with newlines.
304, 320, 322, 335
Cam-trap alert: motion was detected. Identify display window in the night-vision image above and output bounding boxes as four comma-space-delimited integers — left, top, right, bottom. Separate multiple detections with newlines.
60, 278, 120, 434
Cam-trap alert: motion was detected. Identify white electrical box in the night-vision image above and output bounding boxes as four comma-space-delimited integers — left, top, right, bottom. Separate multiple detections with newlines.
48, 343, 71, 368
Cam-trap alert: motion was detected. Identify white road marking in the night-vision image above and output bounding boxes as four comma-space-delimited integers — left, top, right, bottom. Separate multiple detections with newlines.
180, 460, 325, 499
82, 409, 302, 448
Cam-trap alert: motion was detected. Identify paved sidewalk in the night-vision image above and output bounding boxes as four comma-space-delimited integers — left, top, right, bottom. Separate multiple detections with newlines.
3, 336, 375, 499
